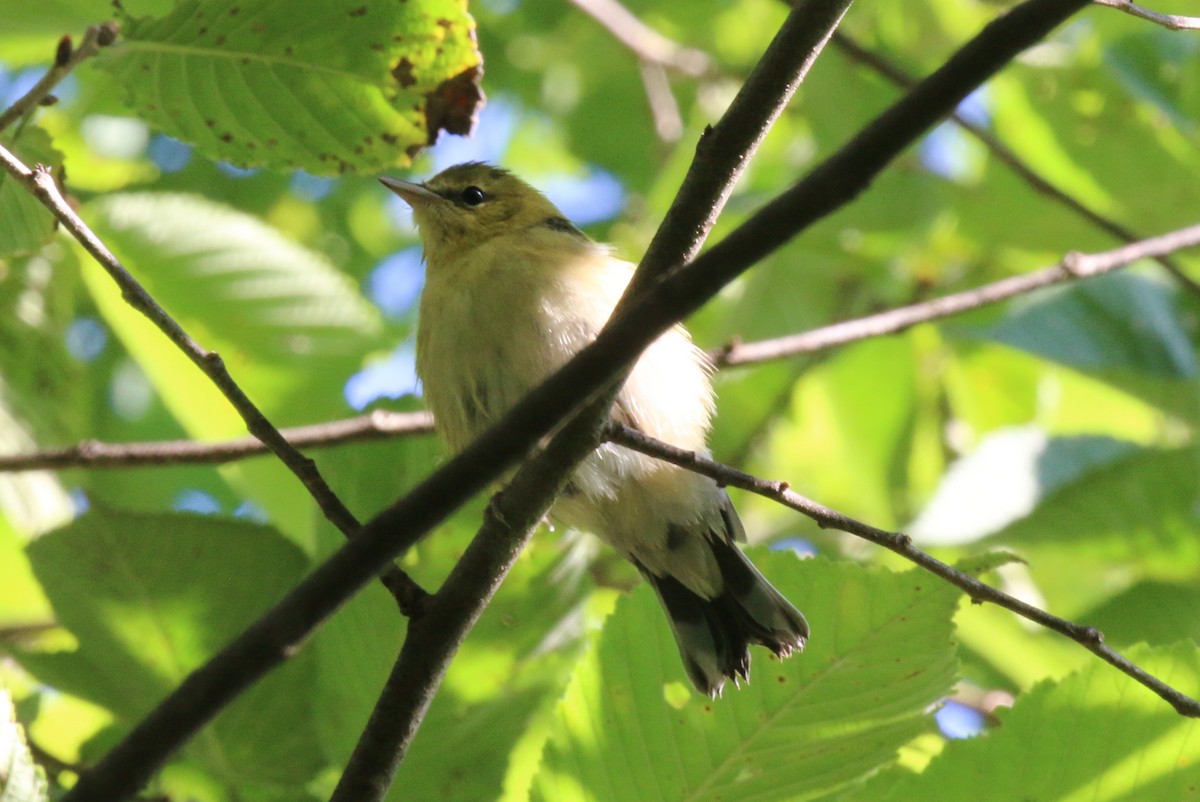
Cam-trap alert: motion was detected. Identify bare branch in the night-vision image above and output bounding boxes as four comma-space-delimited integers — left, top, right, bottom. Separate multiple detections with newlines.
0, 22, 119, 132
63, 2, 1088, 798
608, 422, 1200, 717
639, 61, 685, 141
0, 152, 427, 617
566, 0, 702, 142
567, 0, 711, 75
0, 411, 434, 472
831, 31, 1200, 296
713, 220, 1200, 368
1094, 0, 1200, 29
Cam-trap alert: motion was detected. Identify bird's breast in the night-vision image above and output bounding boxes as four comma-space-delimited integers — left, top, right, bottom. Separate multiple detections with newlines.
416, 242, 620, 450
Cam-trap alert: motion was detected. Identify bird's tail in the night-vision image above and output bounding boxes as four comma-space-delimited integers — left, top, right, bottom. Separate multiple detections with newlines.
642, 537, 809, 696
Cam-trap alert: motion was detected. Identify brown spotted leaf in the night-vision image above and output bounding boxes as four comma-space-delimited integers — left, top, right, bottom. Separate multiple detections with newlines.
95, 0, 483, 175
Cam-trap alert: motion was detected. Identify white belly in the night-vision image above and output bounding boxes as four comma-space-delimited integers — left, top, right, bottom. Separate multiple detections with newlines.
416, 238, 727, 594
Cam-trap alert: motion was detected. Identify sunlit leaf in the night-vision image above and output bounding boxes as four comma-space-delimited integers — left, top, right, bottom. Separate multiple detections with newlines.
19, 512, 323, 794
910, 428, 1136, 546
78, 192, 386, 537
531, 556, 960, 802
862, 643, 1200, 801
982, 446, 1200, 578
96, 0, 483, 174
960, 271, 1200, 422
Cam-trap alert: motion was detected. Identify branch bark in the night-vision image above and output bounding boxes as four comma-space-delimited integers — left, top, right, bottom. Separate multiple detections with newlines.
567, 0, 711, 75
1094, 0, 1200, 29
0, 23, 118, 132
0, 411, 434, 472
713, 221, 1200, 367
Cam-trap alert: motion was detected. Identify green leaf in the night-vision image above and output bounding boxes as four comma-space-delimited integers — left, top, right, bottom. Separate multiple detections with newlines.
312, 510, 588, 802
959, 272, 1200, 422
97, 0, 483, 174
1106, 30, 1199, 130
983, 446, 1200, 578
910, 428, 1136, 546
78, 192, 385, 537
1079, 581, 1200, 649
530, 555, 961, 802
743, 339, 919, 530
0, 128, 60, 259
84, 192, 383, 371
0, 690, 49, 802
870, 643, 1200, 801
0, 515, 51, 628
19, 512, 324, 793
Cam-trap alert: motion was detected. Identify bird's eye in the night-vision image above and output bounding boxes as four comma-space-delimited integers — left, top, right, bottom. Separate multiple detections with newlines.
460, 186, 486, 206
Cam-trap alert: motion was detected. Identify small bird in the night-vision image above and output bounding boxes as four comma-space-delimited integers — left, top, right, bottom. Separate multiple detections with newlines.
381, 162, 808, 695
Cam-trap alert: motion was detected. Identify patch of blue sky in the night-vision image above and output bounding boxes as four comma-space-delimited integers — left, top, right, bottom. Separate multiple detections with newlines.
68, 487, 90, 516
344, 341, 421, 410
368, 247, 425, 318
920, 124, 976, 182
0, 66, 44, 108
233, 500, 269, 523
920, 87, 989, 182
173, 489, 223, 515
936, 701, 986, 739
769, 537, 817, 557
429, 96, 518, 171
539, 169, 625, 226
148, 135, 192, 172
65, 316, 107, 363
291, 170, 335, 201
957, 87, 991, 127
216, 161, 259, 178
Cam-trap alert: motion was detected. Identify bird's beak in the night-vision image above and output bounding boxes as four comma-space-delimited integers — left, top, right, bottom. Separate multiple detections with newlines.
379, 176, 441, 208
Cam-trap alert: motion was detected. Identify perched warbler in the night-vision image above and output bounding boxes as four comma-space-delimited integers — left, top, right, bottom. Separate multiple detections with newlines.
381, 162, 808, 695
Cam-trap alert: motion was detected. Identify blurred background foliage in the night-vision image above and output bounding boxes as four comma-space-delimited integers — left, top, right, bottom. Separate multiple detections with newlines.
1, 0, 1199, 800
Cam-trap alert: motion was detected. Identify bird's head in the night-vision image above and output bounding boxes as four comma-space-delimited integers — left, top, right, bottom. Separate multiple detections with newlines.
381, 162, 569, 262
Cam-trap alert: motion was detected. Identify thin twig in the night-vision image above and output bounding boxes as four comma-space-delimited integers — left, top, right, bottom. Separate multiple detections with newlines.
1094, 0, 1200, 29
713, 221, 1200, 367
831, 31, 1200, 296
608, 422, 1200, 717
566, 0, 702, 142
0, 152, 427, 617
0, 410, 434, 472
639, 61, 685, 141
567, 0, 711, 75
62, 2, 1087, 798
0, 22, 119, 133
